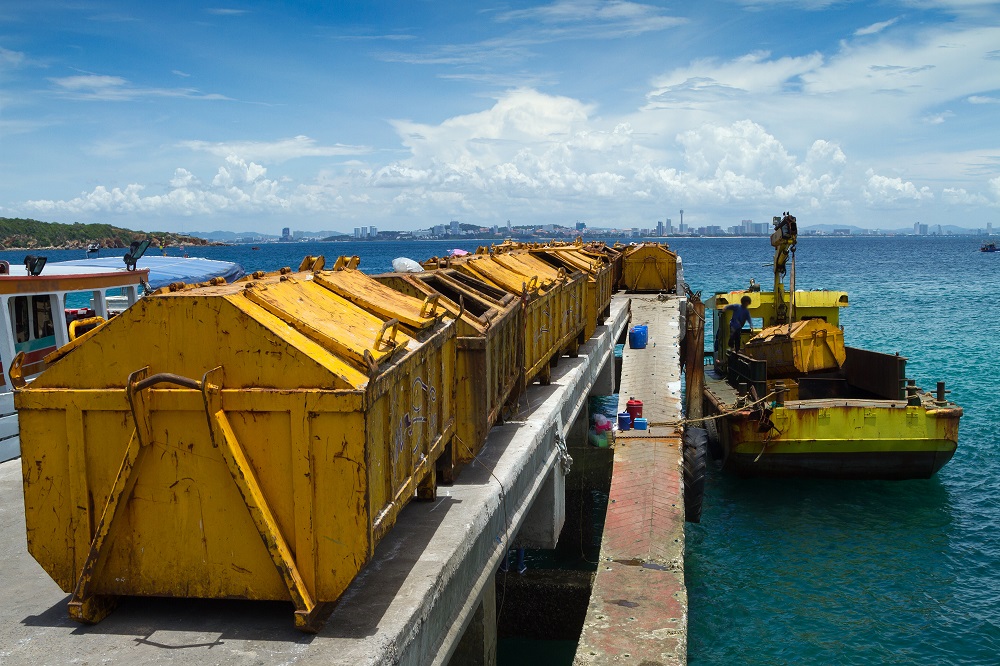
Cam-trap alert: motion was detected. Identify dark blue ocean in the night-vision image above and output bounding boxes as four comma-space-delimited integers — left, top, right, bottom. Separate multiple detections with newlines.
6, 235, 997, 664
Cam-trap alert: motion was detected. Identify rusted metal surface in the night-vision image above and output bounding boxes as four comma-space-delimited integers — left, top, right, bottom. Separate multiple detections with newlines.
374, 269, 523, 482
621, 243, 678, 293
14, 265, 456, 630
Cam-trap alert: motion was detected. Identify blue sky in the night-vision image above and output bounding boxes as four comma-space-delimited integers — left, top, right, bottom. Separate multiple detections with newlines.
1, 1, 999, 234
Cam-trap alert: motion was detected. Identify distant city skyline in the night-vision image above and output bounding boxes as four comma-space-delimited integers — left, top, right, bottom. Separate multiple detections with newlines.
2, 1, 999, 233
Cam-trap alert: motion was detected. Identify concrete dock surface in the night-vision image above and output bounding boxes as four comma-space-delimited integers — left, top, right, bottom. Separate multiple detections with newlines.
576, 295, 687, 666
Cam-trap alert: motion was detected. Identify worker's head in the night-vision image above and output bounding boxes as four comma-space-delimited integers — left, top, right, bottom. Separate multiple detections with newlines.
741, 295, 752, 307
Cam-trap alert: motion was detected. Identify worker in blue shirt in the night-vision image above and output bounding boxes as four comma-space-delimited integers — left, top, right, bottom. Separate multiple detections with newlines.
725, 295, 754, 352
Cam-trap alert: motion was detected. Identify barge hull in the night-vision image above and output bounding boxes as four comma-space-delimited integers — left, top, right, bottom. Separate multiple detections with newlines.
725, 449, 955, 479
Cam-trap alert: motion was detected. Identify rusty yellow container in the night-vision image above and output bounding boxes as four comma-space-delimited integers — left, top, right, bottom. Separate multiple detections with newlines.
445, 254, 562, 385
528, 244, 613, 341
375, 268, 522, 481
14, 267, 455, 631
745, 318, 846, 376
621, 242, 678, 292
489, 251, 587, 357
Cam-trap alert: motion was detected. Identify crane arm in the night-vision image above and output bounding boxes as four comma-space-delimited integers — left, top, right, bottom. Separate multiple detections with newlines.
770, 212, 797, 324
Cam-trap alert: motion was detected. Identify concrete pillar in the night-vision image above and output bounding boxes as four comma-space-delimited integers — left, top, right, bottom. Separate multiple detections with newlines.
514, 463, 565, 550
591, 349, 615, 396
449, 577, 497, 666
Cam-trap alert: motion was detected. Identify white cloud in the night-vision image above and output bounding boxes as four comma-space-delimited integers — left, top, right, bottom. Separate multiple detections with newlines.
0, 46, 25, 68
855, 18, 900, 37
990, 176, 1000, 198
180, 136, 371, 162
968, 95, 1000, 103
49, 74, 230, 101
942, 187, 990, 204
496, 0, 685, 36
863, 169, 934, 203
648, 52, 824, 104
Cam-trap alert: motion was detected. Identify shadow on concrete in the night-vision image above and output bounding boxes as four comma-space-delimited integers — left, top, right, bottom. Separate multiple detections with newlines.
319, 492, 460, 639
23, 594, 312, 644
21, 497, 462, 646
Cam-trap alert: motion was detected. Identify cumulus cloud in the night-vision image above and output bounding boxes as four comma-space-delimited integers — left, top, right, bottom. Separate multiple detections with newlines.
25, 156, 296, 216
21, 87, 982, 226
863, 169, 934, 203
990, 176, 1000, 198
942, 187, 990, 204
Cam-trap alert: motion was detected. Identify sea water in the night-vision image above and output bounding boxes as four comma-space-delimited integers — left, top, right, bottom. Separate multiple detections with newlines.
677, 235, 1000, 665
5, 235, 997, 664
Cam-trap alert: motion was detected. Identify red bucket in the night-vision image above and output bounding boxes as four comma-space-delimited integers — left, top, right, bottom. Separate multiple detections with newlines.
626, 397, 643, 423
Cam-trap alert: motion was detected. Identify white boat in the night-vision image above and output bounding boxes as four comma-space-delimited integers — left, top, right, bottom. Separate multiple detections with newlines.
0, 249, 245, 462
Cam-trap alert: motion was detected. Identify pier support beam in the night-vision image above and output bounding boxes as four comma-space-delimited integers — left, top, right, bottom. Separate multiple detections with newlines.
449, 580, 497, 666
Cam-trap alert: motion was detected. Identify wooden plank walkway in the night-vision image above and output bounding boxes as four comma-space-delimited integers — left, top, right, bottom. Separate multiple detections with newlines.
575, 295, 686, 666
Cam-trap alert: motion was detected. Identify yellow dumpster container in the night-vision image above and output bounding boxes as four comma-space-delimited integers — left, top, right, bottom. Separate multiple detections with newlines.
446, 254, 562, 386
745, 318, 846, 376
528, 244, 613, 341
14, 267, 455, 631
375, 268, 523, 481
489, 251, 587, 357
621, 242, 678, 292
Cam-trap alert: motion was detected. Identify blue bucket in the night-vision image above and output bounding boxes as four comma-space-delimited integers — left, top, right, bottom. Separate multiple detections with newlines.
629, 325, 648, 349
618, 411, 632, 430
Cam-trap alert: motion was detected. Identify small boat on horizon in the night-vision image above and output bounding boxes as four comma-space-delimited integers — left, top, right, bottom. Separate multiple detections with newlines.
982, 241, 997, 252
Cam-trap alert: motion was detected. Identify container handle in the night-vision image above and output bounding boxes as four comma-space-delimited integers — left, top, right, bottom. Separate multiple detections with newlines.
332, 255, 359, 271
68, 316, 106, 341
374, 318, 400, 351
8, 352, 26, 390
298, 255, 326, 272
419, 294, 440, 318
131, 372, 205, 392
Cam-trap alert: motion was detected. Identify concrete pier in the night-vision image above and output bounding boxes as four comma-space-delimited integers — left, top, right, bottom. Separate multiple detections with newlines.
575, 295, 687, 665
1, 296, 659, 665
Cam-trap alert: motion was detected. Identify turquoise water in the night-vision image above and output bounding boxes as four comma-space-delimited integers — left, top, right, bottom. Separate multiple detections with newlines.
676, 236, 999, 665
6, 235, 997, 663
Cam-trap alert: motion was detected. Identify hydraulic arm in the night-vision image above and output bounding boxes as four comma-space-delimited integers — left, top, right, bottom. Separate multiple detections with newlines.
770, 212, 797, 324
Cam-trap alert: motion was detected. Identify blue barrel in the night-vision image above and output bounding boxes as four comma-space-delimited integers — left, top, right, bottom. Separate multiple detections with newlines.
629, 325, 648, 349
618, 411, 632, 430
633, 417, 648, 430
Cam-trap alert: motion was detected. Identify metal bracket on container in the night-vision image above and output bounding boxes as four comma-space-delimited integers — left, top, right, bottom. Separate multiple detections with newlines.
8, 351, 26, 390
419, 294, 440, 318
199, 366, 322, 632
375, 318, 400, 351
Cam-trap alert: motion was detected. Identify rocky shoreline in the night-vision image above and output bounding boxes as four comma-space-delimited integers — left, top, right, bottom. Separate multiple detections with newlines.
0, 236, 225, 252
